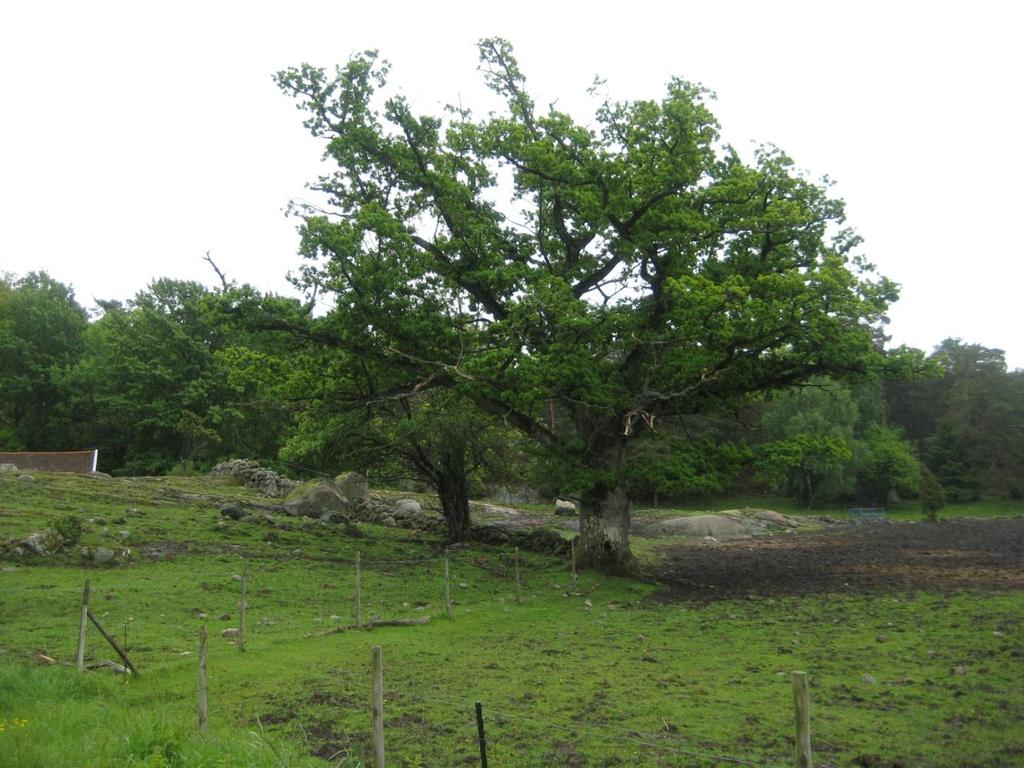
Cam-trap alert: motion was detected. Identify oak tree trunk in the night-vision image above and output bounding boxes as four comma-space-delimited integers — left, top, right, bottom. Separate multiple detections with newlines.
577, 482, 636, 574
435, 467, 471, 543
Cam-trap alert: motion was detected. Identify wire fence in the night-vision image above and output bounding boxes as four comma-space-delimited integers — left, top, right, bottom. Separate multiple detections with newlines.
70, 548, 814, 768
398, 687, 791, 767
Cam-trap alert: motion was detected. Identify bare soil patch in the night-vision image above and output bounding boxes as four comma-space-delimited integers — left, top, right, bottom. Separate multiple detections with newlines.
650, 517, 1024, 599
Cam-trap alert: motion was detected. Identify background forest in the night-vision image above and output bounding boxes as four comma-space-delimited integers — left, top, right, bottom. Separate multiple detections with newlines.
3, 269, 1021, 510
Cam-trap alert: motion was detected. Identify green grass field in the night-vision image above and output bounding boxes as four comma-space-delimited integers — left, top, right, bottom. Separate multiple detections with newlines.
1, 472, 1022, 767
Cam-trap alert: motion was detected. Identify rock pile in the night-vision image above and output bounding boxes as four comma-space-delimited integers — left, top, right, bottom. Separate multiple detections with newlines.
213, 468, 571, 555
209, 459, 298, 497
5, 528, 76, 558
351, 495, 446, 534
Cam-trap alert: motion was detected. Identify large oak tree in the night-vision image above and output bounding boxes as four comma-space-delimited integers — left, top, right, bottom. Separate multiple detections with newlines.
276, 39, 897, 571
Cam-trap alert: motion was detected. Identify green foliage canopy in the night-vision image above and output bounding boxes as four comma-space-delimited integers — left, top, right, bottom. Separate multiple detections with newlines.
0, 272, 88, 450
273, 39, 898, 568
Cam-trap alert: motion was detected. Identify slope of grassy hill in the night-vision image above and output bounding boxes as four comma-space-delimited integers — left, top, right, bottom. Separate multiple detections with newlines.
1, 472, 1022, 767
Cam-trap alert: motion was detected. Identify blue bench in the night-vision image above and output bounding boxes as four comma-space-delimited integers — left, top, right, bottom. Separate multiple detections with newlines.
847, 506, 886, 524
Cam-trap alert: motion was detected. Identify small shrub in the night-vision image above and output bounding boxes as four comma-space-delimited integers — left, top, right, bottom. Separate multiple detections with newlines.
919, 467, 945, 522
53, 514, 83, 547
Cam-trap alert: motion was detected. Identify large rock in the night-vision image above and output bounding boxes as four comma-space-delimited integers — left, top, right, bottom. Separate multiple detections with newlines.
80, 546, 116, 564
476, 504, 521, 518
0, 463, 18, 473
517, 526, 570, 554
220, 504, 246, 521
23, 530, 62, 556
283, 480, 352, 520
335, 471, 369, 503
748, 509, 798, 528
655, 514, 749, 539
393, 499, 422, 519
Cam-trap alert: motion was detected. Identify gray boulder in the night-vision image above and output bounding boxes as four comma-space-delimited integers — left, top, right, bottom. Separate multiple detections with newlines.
393, 499, 422, 519
655, 514, 749, 539
335, 471, 369, 503
220, 504, 246, 521
749, 509, 799, 528
283, 480, 352, 520
0, 463, 18, 473
23, 530, 62, 555
81, 546, 116, 564
477, 504, 521, 518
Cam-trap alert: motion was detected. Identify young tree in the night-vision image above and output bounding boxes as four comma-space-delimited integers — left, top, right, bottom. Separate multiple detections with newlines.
919, 465, 945, 521
276, 40, 897, 571
758, 377, 859, 506
283, 387, 522, 542
855, 424, 921, 504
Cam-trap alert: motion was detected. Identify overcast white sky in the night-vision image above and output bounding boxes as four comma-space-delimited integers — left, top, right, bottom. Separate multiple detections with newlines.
1, 1, 1021, 368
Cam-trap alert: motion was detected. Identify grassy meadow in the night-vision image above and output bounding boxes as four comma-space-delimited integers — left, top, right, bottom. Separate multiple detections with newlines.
1, 472, 1022, 767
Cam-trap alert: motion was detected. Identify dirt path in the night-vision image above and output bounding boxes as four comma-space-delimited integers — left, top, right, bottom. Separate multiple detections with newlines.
649, 517, 1024, 599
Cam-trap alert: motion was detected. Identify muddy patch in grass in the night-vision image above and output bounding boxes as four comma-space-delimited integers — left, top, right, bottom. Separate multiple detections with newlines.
651, 517, 1024, 599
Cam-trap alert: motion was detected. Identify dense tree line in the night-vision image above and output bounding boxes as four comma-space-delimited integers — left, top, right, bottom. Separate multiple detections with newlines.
1, 270, 1021, 528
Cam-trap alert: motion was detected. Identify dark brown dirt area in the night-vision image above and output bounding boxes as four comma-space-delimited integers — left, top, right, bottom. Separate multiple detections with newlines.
651, 517, 1024, 599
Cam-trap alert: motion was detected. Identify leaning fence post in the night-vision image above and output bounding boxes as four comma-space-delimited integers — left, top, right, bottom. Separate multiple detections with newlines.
355, 552, 363, 629
198, 624, 208, 734
371, 645, 385, 768
76, 578, 90, 671
791, 670, 812, 768
444, 554, 453, 619
86, 610, 139, 675
239, 560, 248, 650
475, 701, 489, 768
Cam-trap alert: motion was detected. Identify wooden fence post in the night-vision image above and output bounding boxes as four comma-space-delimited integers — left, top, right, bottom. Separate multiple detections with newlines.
570, 540, 579, 594
791, 670, 812, 768
514, 547, 522, 603
475, 701, 489, 768
239, 560, 248, 650
76, 579, 90, 671
371, 645, 385, 768
355, 552, 363, 629
198, 624, 208, 734
444, 554, 453, 619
